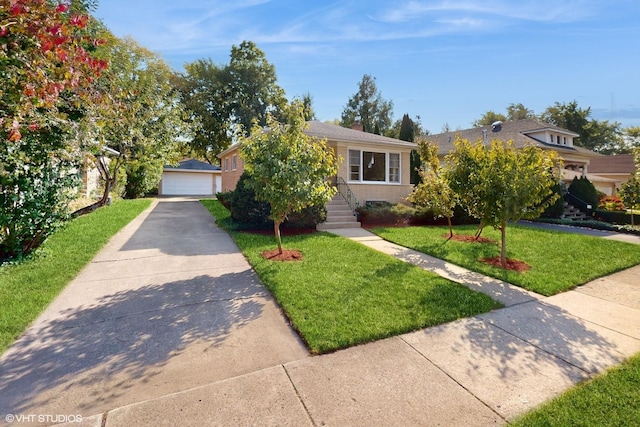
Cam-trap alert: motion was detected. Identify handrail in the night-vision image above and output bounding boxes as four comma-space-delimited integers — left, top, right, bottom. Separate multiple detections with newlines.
334, 176, 360, 212
564, 191, 593, 216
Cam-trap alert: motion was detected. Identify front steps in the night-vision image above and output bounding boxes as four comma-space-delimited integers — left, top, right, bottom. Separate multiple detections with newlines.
317, 195, 360, 230
562, 201, 589, 221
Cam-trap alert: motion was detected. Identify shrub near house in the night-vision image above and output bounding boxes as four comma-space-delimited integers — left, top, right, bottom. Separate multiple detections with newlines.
217, 172, 326, 230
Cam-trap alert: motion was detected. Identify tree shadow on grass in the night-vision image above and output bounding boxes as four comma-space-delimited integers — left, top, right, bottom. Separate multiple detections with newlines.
0, 272, 264, 415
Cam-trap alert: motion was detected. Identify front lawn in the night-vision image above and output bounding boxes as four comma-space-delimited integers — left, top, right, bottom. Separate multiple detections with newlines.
512, 352, 640, 426
201, 200, 502, 354
0, 199, 152, 355
373, 224, 640, 296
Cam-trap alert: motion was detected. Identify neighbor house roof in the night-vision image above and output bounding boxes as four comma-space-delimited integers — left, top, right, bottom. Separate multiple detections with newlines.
164, 158, 220, 171
425, 119, 598, 157
588, 154, 636, 174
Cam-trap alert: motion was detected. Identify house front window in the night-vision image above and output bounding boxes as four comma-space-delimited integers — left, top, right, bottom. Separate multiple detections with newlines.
224, 158, 229, 172
231, 154, 237, 171
349, 149, 360, 181
348, 149, 400, 184
389, 153, 400, 183
363, 151, 386, 182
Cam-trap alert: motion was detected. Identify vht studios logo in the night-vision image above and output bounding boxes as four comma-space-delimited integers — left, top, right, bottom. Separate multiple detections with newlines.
5, 414, 83, 424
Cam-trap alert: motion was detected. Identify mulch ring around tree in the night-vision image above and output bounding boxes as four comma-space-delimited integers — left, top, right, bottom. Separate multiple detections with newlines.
481, 257, 531, 272
261, 248, 304, 262
445, 233, 497, 244
446, 234, 531, 272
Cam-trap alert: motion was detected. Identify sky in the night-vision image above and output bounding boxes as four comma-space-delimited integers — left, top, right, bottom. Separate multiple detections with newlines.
93, 0, 640, 134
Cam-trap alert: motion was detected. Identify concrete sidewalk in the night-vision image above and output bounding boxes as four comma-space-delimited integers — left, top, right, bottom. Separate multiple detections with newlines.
1, 203, 639, 426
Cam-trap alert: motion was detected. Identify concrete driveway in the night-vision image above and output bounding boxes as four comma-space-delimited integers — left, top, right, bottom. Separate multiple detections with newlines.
0, 198, 308, 423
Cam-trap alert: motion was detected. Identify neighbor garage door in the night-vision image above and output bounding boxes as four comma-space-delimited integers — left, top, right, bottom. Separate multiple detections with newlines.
162, 172, 215, 195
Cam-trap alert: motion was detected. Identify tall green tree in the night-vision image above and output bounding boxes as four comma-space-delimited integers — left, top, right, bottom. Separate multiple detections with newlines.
540, 100, 624, 153
82, 36, 188, 205
472, 111, 507, 127
177, 59, 231, 164
474, 103, 535, 126
227, 41, 287, 131
392, 113, 423, 185
445, 137, 561, 268
340, 74, 393, 134
506, 103, 536, 121
299, 92, 316, 121
178, 41, 287, 162
407, 140, 456, 237
241, 101, 338, 254
624, 127, 640, 150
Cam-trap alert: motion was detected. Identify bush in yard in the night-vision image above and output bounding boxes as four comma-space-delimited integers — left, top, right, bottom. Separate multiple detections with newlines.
540, 183, 565, 218
223, 172, 326, 229
568, 176, 599, 208
599, 195, 626, 212
228, 173, 271, 226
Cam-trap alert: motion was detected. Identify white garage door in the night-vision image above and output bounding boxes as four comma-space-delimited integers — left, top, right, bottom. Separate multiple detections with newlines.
162, 172, 214, 195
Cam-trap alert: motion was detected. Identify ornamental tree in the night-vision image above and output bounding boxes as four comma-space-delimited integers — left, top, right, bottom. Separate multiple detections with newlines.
445, 137, 562, 268
619, 148, 640, 224
1, 0, 106, 260
240, 101, 338, 254
407, 140, 455, 238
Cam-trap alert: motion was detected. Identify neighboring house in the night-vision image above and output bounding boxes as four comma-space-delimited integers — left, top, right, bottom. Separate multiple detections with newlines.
588, 154, 636, 194
424, 119, 617, 192
159, 158, 221, 196
217, 121, 417, 206
218, 146, 244, 193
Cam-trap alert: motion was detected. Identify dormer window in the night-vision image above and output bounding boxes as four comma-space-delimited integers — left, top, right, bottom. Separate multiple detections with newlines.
550, 135, 555, 143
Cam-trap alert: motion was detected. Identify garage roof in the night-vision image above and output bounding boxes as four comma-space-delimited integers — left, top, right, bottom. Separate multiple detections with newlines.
164, 158, 220, 172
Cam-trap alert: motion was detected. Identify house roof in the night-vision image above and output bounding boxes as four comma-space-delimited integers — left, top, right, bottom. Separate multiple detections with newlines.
588, 154, 636, 174
164, 158, 221, 172
425, 119, 598, 157
217, 121, 417, 158
306, 121, 417, 148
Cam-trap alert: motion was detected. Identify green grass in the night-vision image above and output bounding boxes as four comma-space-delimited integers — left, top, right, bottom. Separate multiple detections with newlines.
201, 200, 502, 354
0, 199, 152, 354
372, 224, 640, 296
512, 353, 640, 426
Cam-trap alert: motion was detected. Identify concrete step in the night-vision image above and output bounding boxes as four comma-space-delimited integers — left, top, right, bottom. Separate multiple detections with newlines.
326, 213, 358, 221
317, 221, 362, 230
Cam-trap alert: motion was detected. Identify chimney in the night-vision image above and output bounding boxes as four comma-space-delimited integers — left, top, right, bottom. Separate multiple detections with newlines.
351, 120, 363, 132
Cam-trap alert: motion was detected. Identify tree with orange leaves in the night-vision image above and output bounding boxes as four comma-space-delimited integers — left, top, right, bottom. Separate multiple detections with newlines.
1, 0, 107, 260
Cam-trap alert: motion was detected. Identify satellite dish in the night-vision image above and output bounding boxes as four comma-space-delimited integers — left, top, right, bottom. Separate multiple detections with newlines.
491, 121, 503, 132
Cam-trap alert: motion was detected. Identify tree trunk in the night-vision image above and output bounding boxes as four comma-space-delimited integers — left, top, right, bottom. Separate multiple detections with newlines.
447, 216, 453, 239
475, 220, 484, 240
500, 222, 507, 269
274, 220, 283, 254
71, 156, 116, 217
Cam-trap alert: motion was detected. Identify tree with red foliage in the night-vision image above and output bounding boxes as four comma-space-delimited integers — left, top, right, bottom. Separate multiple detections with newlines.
1, 0, 107, 260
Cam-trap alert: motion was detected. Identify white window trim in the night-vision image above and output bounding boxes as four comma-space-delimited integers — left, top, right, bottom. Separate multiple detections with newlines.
231, 154, 237, 171
347, 148, 402, 185
224, 158, 229, 172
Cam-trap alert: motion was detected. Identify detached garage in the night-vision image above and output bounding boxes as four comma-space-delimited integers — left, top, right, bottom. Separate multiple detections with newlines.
159, 159, 221, 196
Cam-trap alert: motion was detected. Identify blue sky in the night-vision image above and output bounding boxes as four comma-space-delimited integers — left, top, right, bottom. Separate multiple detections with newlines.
94, 1, 640, 134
